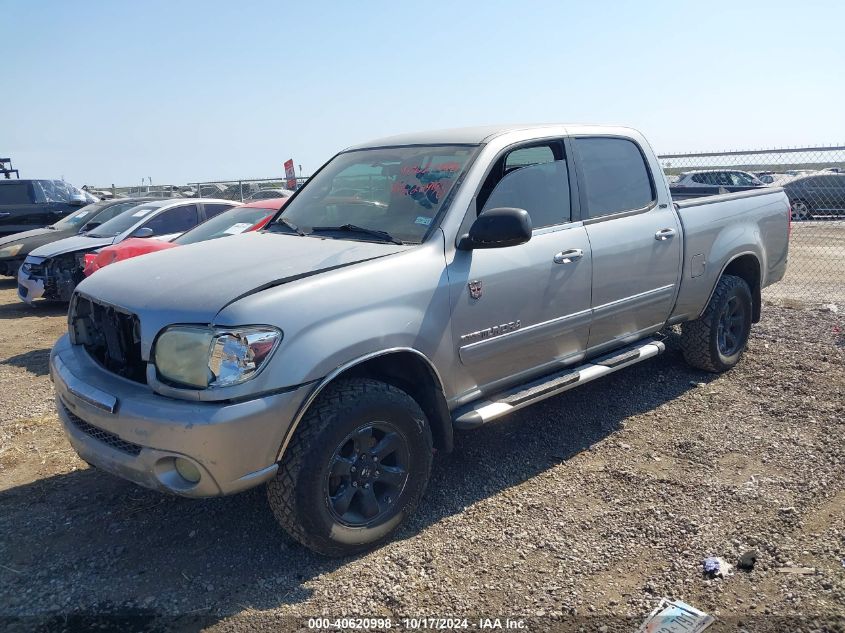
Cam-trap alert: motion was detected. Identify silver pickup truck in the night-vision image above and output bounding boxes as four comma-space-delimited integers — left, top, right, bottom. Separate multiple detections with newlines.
50, 125, 789, 556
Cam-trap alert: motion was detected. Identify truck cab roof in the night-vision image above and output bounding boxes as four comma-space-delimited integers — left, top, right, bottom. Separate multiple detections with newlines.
344, 124, 642, 150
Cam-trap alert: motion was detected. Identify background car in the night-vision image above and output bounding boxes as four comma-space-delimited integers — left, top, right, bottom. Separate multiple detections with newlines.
0, 197, 154, 276
0, 179, 94, 236
17, 198, 237, 303
83, 197, 288, 276
782, 173, 845, 220
244, 188, 294, 201
669, 169, 765, 199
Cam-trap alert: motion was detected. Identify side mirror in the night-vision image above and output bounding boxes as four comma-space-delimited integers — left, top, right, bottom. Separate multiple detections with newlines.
68, 195, 87, 207
458, 207, 532, 250
133, 227, 154, 238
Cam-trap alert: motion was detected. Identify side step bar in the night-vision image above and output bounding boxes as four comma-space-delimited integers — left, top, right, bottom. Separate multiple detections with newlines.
453, 338, 665, 430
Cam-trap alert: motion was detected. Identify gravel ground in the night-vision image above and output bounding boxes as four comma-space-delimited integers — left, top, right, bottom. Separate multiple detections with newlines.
765, 221, 845, 306
0, 275, 843, 632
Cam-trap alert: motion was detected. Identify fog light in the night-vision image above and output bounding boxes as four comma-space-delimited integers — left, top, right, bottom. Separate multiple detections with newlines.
174, 457, 201, 484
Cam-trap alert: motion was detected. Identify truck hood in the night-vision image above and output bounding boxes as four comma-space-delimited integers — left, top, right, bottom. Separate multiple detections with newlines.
74, 231, 412, 330
29, 234, 116, 259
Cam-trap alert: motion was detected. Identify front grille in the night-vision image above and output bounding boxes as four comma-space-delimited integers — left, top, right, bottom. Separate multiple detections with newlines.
70, 294, 146, 383
61, 400, 142, 456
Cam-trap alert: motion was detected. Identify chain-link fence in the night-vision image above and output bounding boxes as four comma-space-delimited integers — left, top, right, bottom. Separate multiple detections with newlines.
89, 177, 311, 201
658, 146, 845, 306
188, 177, 309, 202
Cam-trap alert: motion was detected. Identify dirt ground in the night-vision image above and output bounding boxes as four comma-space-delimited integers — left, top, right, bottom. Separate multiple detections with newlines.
0, 252, 843, 631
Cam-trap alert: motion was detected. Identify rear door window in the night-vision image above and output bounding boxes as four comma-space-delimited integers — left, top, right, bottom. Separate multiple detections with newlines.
202, 203, 236, 218
142, 204, 200, 235
573, 137, 654, 219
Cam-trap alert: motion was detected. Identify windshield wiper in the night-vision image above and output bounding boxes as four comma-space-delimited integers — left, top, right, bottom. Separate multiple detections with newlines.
274, 217, 306, 236
309, 224, 403, 245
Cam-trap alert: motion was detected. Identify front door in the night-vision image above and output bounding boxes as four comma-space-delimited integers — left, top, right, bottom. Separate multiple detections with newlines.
448, 140, 593, 399
571, 136, 682, 351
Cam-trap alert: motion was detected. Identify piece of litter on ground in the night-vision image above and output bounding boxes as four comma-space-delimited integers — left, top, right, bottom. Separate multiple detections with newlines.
702, 556, 732, 578
821, 303, 838, 313
637, 597, 715, 633
777, 566, 816, 575
737, 550, 758, 571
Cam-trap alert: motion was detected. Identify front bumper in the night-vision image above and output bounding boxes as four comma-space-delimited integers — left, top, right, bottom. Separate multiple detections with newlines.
50, 334, 313, 497
17, 265, 45, 304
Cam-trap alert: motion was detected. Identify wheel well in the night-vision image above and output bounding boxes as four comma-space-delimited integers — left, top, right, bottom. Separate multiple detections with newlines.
330, 351, 453, 452
723, 255, 762, 322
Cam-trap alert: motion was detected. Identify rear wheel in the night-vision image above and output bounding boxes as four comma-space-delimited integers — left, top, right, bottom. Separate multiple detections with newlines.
267, 378, 433, 557
681, 274, 753, 373
791, 199, 813, 221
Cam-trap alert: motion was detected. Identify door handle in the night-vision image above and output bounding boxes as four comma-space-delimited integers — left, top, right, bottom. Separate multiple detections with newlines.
553, 248, 583, 264
0, 212, 10, 218
654, 228, 676, 241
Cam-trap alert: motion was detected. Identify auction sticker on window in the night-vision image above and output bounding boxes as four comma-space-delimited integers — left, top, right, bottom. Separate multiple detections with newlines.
223, 222, 253, 235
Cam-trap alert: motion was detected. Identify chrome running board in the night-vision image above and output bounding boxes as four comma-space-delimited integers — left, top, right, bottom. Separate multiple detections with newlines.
453, 338, 665, 430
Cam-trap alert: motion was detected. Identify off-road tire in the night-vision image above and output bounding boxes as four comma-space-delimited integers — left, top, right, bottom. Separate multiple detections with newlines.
681, 274, 753, 373
267, 378, 433, 557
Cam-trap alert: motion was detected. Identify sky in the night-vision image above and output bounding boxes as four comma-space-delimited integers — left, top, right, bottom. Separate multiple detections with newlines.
3, 0, 844, 187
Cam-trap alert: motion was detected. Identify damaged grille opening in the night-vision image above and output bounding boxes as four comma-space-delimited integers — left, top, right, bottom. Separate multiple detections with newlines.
61, 399, 143, 456
28, 253, 87, 301
70, 294, 146, 383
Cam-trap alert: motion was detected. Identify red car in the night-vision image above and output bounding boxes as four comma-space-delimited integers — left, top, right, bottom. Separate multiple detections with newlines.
83, 198, 287, 276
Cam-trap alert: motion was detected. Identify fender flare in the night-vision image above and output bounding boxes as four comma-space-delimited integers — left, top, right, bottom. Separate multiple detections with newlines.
699, 250, 763, 319
275, 347, 448, 461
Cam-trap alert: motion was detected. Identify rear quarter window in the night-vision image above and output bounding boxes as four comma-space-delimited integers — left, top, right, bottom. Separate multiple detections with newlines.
574, 137, 654, 219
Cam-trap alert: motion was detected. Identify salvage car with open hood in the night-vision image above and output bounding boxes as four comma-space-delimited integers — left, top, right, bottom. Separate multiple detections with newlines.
18, 198, 236, 302
50, 125, 789, 556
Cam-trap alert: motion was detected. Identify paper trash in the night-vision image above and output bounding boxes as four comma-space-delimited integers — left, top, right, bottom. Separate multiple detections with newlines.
637, 597, 715, 633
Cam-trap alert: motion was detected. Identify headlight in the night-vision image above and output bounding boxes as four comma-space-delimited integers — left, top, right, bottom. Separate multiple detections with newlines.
154, 325, 282, 389
0, 243, 23, 258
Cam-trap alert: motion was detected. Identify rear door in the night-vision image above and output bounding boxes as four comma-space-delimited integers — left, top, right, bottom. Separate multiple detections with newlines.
571, 136, 681, 352
448, 140, 593, 395
0, 181, 37, 233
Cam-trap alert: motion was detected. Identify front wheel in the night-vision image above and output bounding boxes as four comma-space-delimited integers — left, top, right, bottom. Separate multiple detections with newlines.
681, 274, 753, 373
267, 378, 433, 557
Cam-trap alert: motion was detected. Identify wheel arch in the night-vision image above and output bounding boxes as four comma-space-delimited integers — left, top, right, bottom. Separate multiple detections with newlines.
276, 348, 452, 462
706, 253, 762, 322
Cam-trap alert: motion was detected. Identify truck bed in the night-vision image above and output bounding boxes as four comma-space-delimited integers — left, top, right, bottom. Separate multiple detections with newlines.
669, 187, 790, 323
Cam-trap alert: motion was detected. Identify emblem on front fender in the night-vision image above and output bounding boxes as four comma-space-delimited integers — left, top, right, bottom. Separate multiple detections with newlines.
468, 280, 482, 299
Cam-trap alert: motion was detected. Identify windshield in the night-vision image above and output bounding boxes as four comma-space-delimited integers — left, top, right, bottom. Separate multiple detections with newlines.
32, 180, 88, 203
88, 203, 164, 237
51, 202, 107, 230
175, 207, 274, 245
271, 145, 477, 243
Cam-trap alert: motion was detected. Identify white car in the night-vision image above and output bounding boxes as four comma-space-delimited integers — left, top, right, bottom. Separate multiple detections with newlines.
17, 198, 238, 303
